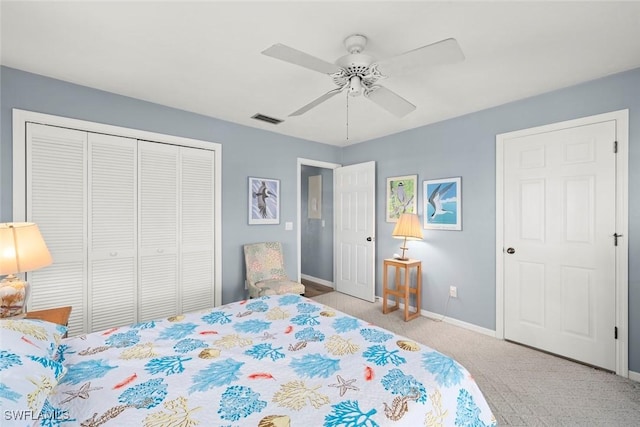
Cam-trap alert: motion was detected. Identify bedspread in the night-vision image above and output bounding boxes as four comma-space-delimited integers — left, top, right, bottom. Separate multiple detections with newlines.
41, 295, 495, 426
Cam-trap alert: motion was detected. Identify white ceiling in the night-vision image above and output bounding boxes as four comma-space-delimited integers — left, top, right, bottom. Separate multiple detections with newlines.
2, 1, 640, 146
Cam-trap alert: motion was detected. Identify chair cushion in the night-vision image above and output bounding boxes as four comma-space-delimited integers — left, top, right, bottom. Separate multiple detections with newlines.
255, 279, 305, 296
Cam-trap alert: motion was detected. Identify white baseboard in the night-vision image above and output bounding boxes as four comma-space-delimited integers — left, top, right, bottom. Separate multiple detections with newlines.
629, 370, 640, 383
373, 295, 496, 337
300, 274, 334, 289
421, 309, 497, 337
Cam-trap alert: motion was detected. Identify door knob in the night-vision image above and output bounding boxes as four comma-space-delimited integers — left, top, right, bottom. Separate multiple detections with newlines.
366, 237, 373, 242
506, 247, 515, 254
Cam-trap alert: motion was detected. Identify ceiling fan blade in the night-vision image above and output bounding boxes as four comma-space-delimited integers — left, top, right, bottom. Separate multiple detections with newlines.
289, 88, 343, 116
376, 38, 464, 75
365, 85, 416, 118
262, 43, 341, 75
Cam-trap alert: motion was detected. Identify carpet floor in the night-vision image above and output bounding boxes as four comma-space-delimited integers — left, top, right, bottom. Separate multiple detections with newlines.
310, 291, 640, 426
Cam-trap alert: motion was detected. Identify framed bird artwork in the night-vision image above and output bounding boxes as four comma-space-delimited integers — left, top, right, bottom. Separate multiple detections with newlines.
423, 177, 462, 230
386, 174, 418, 222
248, 177, 280, 224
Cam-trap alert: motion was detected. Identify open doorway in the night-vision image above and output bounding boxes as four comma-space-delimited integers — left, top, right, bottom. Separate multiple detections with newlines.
297, 158, 340, 295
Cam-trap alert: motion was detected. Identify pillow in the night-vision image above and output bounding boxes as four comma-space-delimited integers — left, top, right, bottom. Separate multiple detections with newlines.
0, 350, 67, 425
0, 318, 67, 359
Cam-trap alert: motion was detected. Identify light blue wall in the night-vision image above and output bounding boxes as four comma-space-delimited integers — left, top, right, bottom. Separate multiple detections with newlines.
0, 66, 341, 304
342, 67, 640, 371
2, 65, 639, 372
301, 165, 334, 282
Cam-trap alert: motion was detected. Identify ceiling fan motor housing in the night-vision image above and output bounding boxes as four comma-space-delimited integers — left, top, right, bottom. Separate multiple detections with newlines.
336, 53, 374, 74
334, 52, 384, 96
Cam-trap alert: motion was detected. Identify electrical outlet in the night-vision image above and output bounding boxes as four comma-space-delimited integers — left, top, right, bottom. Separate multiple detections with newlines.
449, 286, 458, 298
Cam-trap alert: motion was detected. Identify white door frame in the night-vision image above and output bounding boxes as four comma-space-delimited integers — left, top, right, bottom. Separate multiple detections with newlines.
296, 158, 341, 282
495, 109, 629, 377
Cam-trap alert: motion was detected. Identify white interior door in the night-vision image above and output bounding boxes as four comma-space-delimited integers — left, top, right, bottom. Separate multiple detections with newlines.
503, 120, 617, 370
180, 147, 216, 313
334, 161, 376, 302
138, 141, 179, 321
88, 133, 138, 332
26, 123, 88, 336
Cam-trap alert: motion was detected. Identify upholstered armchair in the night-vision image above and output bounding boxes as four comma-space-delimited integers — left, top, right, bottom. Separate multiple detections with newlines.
243, 242, 305, 298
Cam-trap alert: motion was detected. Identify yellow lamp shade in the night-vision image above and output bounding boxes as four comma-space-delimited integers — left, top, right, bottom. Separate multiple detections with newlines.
0, 223, 52, 275
0, 222, 52, 317
392, 213, 423, 260
392, 213, 423, 241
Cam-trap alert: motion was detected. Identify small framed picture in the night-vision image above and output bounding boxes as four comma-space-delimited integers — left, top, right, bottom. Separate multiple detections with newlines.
308, 175, 322, 219
386, 175, 418, 222
423, 177, 461, 230
248, 177, 280, 225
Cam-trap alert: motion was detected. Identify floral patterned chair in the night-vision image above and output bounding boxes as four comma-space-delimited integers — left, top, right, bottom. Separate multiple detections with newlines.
243, 242, 305, 298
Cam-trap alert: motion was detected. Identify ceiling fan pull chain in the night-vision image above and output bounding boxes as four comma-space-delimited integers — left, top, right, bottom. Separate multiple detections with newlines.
346, 91, 350, 141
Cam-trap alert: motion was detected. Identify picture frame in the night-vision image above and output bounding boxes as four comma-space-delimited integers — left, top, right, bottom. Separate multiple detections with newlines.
248, 177, 280, 225
423, 177, 462, 230
308, 175, 322, 219
386, 174, 418, 222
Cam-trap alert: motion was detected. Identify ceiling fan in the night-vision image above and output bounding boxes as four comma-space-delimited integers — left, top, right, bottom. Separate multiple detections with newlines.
261, 34, 464, 118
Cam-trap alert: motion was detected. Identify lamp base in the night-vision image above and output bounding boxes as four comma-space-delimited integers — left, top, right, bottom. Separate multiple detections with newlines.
394, 244, 409, 261
0, 275, 30, 318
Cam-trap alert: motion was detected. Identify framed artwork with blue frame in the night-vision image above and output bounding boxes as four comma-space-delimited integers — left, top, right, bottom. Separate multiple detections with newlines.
249, 177, 280, 224
423, 177, 461, 230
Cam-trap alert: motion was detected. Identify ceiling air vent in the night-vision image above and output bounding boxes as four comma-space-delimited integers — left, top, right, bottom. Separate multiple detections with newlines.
251, 113, 283, 125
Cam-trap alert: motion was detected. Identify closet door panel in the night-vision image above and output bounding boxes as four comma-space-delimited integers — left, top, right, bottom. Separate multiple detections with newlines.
182, 252, 214, 312
138, 141, 178, 321
27, 123, 87, 336
88, 133, 137, 332
139, 254, 177, 321
181, 148, 215, 313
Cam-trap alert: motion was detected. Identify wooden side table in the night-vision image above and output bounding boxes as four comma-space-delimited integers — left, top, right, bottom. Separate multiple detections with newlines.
26, 306, 72, 333
382, 258, 422, 321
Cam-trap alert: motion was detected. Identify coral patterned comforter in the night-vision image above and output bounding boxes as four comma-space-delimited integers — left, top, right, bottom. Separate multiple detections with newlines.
41, 295, 495, 426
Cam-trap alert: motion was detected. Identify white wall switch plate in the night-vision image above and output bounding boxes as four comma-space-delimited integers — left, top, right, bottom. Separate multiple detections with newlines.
285, 222, 293, 231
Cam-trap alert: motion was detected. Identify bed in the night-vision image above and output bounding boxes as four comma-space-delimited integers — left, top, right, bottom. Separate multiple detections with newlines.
2, 295, 495, 426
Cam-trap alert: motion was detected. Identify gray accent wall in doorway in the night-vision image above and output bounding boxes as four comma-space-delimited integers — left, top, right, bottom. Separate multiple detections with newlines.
301, 165, 334, 283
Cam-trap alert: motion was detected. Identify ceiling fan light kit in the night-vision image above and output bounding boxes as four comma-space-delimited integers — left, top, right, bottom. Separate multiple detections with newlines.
347, 75, 363, 97
262, 33, 464, 118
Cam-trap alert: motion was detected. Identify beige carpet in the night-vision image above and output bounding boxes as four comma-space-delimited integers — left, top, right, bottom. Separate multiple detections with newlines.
311, 291, 640, 426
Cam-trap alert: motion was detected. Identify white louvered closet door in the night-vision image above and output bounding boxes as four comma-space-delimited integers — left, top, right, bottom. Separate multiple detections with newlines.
88, 133, 137, 331
138, 141, 179, 322
24, 121, 218, 335
180, 147, 215, 313
27, 124, 88, 336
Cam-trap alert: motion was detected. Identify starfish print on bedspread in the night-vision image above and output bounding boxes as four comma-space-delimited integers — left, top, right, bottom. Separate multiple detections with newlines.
328, 375, 359, 396
260, 331, 277, 340
60, 381, 103, 404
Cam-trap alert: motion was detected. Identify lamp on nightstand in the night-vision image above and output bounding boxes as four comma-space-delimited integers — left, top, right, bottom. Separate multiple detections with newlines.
392, 213, 423, 261
0, 223, 52, 318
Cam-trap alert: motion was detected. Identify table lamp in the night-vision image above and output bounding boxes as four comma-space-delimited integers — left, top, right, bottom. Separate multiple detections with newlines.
0, 222, 52, 318
392, 213, 423, 261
